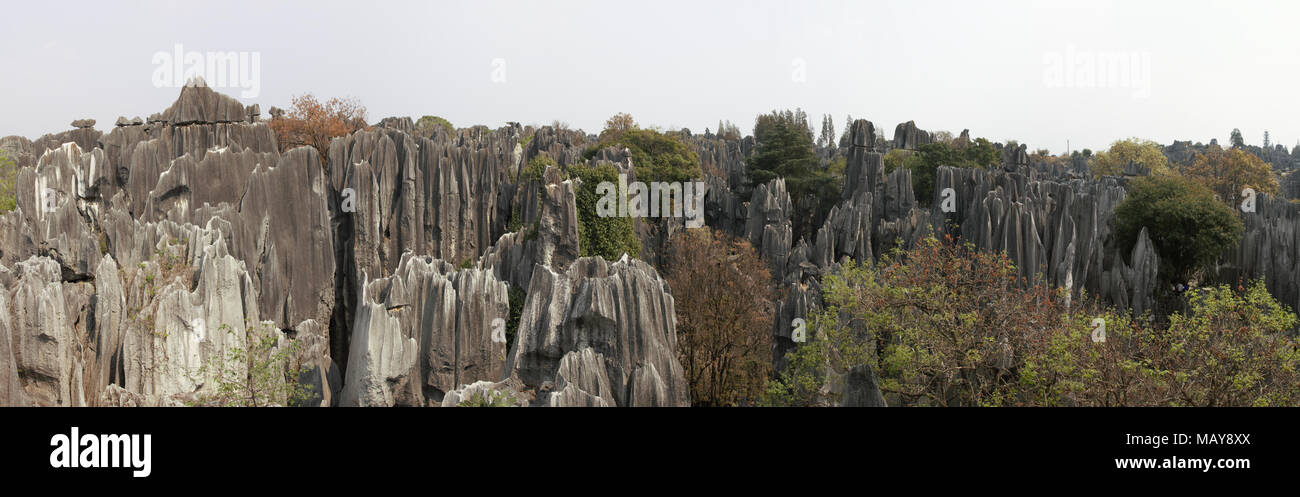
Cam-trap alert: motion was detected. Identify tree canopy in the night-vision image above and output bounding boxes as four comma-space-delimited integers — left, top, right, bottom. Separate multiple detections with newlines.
1111, 175, 1244, 283
415, 115, 454, 136
0, 150, 16, 214
888, 139, 999, 205
1089, 138, 1172, 177
665, 228, 775, 406
269, 94, 367, 162
1182, 146, 1278, 205
583, 128, 701, 184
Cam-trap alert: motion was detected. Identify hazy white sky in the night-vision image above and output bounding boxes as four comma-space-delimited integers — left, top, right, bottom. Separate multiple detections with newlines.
2, 0, 1297, 153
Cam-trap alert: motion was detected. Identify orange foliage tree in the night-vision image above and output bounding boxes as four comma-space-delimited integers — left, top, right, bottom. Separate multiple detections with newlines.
664, 228, 777, 406
1181, 146, 1279, 206
268, 94, 368, 162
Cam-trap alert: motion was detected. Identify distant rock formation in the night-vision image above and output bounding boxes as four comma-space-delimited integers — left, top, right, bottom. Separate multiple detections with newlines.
892, 120, 931, 150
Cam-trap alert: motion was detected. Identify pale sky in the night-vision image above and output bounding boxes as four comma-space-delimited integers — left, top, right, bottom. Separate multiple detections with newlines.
2, 0, 1297, 154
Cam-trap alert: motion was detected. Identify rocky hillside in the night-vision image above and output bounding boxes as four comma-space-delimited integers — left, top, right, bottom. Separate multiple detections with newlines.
2, 81, 1297, 407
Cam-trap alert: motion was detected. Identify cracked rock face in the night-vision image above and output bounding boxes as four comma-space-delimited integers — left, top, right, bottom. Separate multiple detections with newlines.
506, 256, 689, 407
339, 253, 510, 406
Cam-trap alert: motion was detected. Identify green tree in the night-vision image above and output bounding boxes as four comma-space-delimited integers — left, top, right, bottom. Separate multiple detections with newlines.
190, 323, 316, 407
749, 109, 817, 189
583, 128, 701, 183
763, 236, 1074, 407
1020, 281, 1300, 406
600, 112, 637, 140
1182, 146, 1278, 206
1089, 138, 1172, 177
457, 389, 517, 407
1111, 175, 1244, 284
415, 115, 454, 136
1230, 128, 1245, 149
569, 162, 642, 260
0, 150, 16, 213
904, 139, 999, 205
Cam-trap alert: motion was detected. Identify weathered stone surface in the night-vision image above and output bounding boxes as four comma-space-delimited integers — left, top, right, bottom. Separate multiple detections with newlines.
507, 256, 689, 407
440, 379, 529, 407
340, 253, 510, 406
161, 78, 247, 125
828, 365, 887, 407
8, 257, 83, 406
1222, 194, 1300, 315
482, 166, 581, 291
892, 120, 931, 150
745, 178, 793, 276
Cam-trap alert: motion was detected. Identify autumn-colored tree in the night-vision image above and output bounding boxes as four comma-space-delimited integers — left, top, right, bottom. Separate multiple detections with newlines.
1181, 146, 1279, 205
1089, 138, 1172, 177
600, 112, 637, 140
268, 94, 368, 162
664, 228, 776, 406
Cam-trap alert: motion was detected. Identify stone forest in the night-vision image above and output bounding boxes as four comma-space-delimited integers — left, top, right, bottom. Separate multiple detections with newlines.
2, 80, 1298, 407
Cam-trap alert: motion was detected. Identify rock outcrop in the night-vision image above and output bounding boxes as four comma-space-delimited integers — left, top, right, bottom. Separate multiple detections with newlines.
506, 256, 690, 407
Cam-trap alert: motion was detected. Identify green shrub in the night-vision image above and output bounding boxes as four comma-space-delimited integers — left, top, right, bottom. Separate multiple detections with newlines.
519, 153, 557, 184
1020, 281, 1300, 406
415, 115, 454, 135
764, 235, 1300, 407
506, 285, 525, 348
457, 389, 517, 407
0, 150, 16, 214
904, 139, 999, 205
190, 322, 316, 407
1111, 175, 1244, 284
583, 128, 701, 184
569, 162, 641, 261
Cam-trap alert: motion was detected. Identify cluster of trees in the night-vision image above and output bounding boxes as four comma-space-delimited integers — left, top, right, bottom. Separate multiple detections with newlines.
583, 114, 701, 184
1089, 138, 1173, 177
763, 236, 1300, 407
747, 109, 844, 240
1088, 137, 1279, 206
883, 139, 1000, 205
268, 94, 368, 163
1182, 146, 1279, 205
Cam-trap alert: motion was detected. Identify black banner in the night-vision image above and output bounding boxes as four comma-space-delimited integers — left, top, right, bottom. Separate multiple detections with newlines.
2, 407, 1291, 486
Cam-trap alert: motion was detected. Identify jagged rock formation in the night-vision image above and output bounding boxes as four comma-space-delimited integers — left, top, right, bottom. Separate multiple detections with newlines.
1222, 194, 1300, 315
339, 254, 510, 406
0, 81, 697, 407
481, 165, 581, 291
6, 79, 1297, 408
506, 256, 689, 407
892, 120, 931, 150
